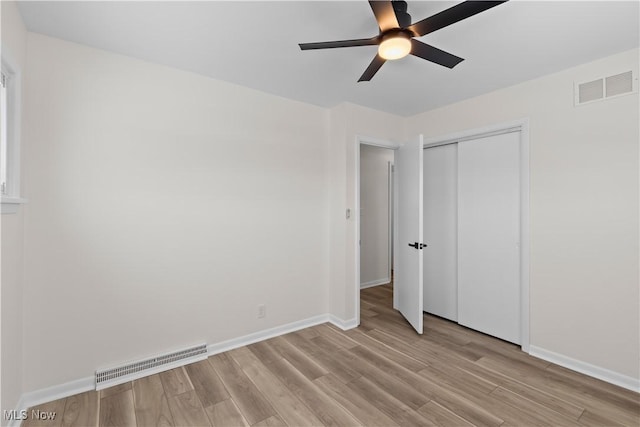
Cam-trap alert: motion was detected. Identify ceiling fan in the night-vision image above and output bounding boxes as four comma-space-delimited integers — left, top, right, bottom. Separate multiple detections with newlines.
299, 0, 508, 82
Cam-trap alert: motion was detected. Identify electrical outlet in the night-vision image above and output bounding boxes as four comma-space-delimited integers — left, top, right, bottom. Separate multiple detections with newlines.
258, 304, 266, 318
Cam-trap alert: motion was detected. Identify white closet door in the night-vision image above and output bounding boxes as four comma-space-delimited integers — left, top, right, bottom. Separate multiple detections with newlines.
458, 132, 521, 344
423, 144, 458, 321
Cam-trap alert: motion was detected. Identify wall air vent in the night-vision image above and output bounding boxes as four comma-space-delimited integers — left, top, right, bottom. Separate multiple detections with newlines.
605, 71, 634, 97
575, 70, 637, 106
95, 343, 207, 390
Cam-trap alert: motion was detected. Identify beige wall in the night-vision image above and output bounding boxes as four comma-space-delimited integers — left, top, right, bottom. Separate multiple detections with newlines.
360, 145, 394, 287
405, 49, 639, 380
21, 33, 330, 392
1, 0, 27, 416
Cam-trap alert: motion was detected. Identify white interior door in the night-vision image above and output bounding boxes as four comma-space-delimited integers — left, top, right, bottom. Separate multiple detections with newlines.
394, 135, 424, 334
458, 132, 521, 344
423, 144, 458, 321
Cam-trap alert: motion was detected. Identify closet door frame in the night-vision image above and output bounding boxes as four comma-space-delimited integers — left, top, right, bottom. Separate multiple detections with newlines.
423, 118, 530, 352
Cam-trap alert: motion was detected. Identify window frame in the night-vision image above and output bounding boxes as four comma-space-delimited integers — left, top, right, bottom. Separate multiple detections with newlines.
1, 54, 26, 214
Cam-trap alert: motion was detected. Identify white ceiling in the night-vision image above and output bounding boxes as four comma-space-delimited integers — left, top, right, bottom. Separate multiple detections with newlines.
17, 1, 640, 117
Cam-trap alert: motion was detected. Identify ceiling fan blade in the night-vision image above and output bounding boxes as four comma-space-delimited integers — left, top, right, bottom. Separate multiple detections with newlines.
410, 40, 463, 69
299, 37, 378, 50
368, 1, 400, 32
408, 1, 507, 37
358, 54, 386, 82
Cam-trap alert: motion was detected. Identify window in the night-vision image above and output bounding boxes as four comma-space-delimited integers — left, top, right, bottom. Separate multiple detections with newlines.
1, 70, 9, 194
1, 60, 26, 214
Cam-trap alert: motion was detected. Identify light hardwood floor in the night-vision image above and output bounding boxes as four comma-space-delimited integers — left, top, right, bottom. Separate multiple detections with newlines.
23, 284, 639, 426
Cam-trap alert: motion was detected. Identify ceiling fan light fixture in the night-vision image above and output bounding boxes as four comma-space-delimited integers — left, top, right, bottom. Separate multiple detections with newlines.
378, 32, 411, 60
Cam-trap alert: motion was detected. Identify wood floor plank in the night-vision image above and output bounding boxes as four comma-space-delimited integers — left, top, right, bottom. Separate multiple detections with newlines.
251, 415, 287, 427
345, 345, 432, 409
465, 340, 550, 370
367, 327, 461, 366
184, 360, 230, 408
268, 335, 328, 380
489, 386, 583, 426
545, 363, 640, 410
247, 341, 283, 366
204, 399, 249, 427
159, 367, 193, 397
311, 334, 434, 410
344, 328, 428, 372
61, 391, 99, 427
229, 348, 323, 427
345, 376, 433, 427
423, 323, 472, 347
284, 331, 361, 383
410, 370, 505, 427
578, 409, 626, 426
456, 358, 586, 420
167, 390, 210, 426
428, 358, 592, 427
99, 389, 136, 427
208, 353, 277, 425
132, 374, 174, 426
417, 400, 475, 427
360, 315, 421, 343
23, 398, 67, 427
360, 308, 380, 319
100, 382, 133, 399
476, 356, 640, 425
313, 323, 359, 349
418, 362, 556, 427
419, 360, 498, 396
264, 357, 362, 426
313, 374, 401, 427
295, 326, 320, 341
369, 326, 587, 422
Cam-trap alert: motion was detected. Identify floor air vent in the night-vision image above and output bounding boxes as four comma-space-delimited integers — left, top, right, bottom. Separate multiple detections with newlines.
95, 343, 207, 390
575, 70, 637, 106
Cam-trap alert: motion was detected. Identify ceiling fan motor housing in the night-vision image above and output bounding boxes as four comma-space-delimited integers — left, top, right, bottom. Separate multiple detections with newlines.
392, 0, 412, 28
379, 28, 413, 43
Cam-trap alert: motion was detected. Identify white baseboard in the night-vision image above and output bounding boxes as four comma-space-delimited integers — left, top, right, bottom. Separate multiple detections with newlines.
10, 312, 360, 422
9, 376, 94, 427
328, 315, 359, 330
360, 278, 391, 289
208, 314, 331, 356
529, 345, 640, 393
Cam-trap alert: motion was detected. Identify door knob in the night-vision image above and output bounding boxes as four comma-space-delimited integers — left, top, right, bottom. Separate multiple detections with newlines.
408, 242, 427, 249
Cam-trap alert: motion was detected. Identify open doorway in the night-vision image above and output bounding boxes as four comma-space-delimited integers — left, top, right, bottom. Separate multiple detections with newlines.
359, 144, 394, 289
357, 140, 397, 326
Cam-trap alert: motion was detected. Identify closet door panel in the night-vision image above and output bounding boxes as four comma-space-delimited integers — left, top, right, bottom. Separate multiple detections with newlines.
458, 132, 520, 344
423, 144, 458, 321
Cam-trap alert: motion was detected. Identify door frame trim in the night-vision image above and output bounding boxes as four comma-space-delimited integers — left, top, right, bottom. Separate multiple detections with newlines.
354, 135, 400, 327
422, 118, 530, 352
